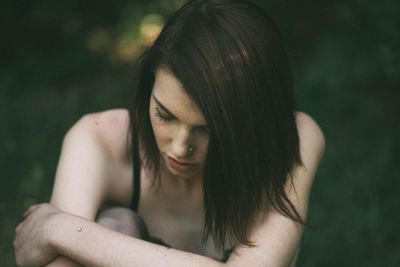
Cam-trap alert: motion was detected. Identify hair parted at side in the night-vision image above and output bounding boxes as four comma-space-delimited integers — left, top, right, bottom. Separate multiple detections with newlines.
130, 0, 303, 250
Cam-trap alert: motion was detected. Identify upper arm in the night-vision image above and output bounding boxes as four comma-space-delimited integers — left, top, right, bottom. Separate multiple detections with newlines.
226, 112, 325, 267
50, 109, 133, 220
287, 111, 325, 217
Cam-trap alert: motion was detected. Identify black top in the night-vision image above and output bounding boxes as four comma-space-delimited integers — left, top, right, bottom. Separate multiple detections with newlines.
130, 136, 141, 212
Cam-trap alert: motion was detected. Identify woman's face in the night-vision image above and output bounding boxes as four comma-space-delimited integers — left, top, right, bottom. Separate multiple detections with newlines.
149, 68, 209, 179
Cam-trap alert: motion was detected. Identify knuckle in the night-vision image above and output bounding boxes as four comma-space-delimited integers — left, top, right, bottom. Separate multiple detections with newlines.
15, 258, 22, 267
13, 234, 18, 244
15, 223, 21, 232
14, 253, 20, 265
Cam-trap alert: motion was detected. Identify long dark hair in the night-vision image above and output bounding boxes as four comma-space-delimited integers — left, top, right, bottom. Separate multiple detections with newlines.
130, 0, 303, 250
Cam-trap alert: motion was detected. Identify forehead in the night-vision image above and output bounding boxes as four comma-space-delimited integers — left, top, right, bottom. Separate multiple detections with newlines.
152, 68, 207, 126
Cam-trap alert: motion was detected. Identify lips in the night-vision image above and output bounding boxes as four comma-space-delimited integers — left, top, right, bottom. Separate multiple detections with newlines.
166, 156, 197, 173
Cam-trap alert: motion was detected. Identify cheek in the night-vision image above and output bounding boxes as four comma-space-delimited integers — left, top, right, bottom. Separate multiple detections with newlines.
150, 118, 170, 146
197, 138, 209, 160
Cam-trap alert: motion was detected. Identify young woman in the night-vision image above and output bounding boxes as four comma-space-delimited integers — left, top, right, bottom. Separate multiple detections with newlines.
14, 0, 325, 266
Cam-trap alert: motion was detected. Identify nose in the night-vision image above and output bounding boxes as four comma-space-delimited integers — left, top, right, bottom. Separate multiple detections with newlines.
171, 126, 193, 158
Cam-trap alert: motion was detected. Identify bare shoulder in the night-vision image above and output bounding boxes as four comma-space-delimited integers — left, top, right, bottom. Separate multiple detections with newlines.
295, 111, 325, 169
50, 109, 133, 214
68, 108, 130, 138
278, 112, 325, 216
59, 109, 133, 206
66, 109, 131, 160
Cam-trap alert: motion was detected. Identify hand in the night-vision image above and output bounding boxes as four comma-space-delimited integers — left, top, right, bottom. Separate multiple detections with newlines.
14, 203, 61, 267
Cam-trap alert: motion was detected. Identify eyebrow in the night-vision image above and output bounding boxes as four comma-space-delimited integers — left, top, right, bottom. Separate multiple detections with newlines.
153, 95, 176, 118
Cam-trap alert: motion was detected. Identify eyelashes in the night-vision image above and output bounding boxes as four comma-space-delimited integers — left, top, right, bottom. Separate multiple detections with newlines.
153, 107, 209, 135
154, 107, 174, 122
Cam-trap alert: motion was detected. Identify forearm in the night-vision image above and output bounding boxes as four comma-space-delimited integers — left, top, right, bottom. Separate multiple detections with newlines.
49, 213, 223, 267
45, 256, 83, 267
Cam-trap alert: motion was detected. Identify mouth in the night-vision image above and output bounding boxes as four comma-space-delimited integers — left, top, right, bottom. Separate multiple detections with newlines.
166, 155, 198, 173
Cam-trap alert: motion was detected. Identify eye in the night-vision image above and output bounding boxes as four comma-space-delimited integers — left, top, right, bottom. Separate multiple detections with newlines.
154, 107, 174, 122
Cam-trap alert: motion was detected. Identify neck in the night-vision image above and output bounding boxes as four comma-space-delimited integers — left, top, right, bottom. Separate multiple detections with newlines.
159, 165, 203, 201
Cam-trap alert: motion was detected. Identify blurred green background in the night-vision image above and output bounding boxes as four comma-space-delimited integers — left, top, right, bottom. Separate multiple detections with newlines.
1, 0, 399, 266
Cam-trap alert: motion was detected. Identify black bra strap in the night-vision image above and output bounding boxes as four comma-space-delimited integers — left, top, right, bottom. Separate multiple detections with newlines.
131, 135, 141, 212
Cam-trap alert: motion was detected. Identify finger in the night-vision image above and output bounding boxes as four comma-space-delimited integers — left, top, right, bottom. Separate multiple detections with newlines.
13, 236, 19, 249
15, 223, 22, 233
23, 205, 37, 217
23, 204, 40, 218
